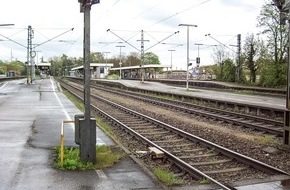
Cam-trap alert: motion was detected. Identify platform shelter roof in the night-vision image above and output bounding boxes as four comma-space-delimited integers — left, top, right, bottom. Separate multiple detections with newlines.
109, 64, 170, 71
71, 63, 114, 71
37, 62, 51, 67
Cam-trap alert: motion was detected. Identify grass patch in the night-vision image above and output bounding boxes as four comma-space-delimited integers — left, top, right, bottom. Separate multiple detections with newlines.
95, 145, 122, 169
54, 145, 121, 170
106, 74, 120, 80
153, 167, 183, 186
199, 178, 211, 184
255, 135, 279, 146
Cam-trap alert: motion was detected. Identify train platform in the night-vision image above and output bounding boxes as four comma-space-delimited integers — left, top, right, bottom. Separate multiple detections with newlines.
0, 77, 164, 190
98, 79, 286, 110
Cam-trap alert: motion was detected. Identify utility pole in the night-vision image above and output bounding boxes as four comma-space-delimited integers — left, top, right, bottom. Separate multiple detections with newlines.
116, 45, 125, 79
77, 0, 99, 164
107, 29, 178, 81
168, 49, 175, 78
179, 24, 198, 90
237, 34, 241, 82
137, 30, 149, 82
274, 0, 290, 149
27, 26, 33, 84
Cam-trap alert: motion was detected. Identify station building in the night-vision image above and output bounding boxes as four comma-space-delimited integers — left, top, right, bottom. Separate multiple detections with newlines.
71, 63, 114, 79
37, 62, 51, 78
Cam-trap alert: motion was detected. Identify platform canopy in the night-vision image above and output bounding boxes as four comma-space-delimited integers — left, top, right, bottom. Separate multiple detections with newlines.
109, 64, 171, 71
71, 63, 114, 71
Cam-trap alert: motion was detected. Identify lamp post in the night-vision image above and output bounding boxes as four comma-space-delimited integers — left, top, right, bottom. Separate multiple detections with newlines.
102, 51, 110, 76
116, 45, 125, 79
102, 51, 110, 65
168, 49, 175, 78
179, 24, 198, 90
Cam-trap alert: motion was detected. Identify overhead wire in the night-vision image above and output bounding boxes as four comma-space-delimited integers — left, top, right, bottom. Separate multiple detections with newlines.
144, 0, 212, 29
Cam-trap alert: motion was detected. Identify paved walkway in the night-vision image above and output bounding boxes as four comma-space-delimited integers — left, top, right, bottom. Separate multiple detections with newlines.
0, 78, 164, 190
102, 79, 286, 110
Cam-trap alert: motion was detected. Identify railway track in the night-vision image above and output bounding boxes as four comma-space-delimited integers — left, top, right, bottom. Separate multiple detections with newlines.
89, 83, 284, 136
67, 77, 285, 120
58, 79, 289, 190
69, 78, 283, 137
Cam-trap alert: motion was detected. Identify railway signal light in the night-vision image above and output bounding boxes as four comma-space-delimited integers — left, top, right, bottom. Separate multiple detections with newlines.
196, 57, 200, 64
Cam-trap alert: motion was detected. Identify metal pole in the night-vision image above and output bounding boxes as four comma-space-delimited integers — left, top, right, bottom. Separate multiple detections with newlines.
237, 34, 241, 83
27, 26, 30, 84
186, 26, 189, 90
168, 50, 175, 78
285, 7, 290, 148
116, 45, 125, 79
179, 24, 197, 90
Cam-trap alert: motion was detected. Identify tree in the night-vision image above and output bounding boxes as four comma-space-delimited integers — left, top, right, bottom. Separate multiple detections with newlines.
257, 1, 288, 86
90, 52, 104, 63
7, 61, 25, 76
125, 52, 140, 66
243, 33, 258, 83
222, 59, 236, 82
143, 52, 160, 65
211, 45, 231, 80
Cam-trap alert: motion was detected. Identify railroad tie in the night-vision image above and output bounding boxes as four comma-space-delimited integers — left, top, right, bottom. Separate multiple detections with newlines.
189, 159, 232, 166
179, 152, 218, 159
203, 167, 248, 175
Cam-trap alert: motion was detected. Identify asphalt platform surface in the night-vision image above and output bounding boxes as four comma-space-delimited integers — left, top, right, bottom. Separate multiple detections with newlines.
0, 78, 164, 190
102, 79, 285, 110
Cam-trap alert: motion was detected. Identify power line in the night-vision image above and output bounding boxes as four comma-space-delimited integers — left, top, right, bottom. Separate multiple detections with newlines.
145, 0, 212, 28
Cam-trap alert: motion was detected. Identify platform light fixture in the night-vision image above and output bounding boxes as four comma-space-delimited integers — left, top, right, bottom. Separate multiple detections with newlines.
178, 24, 197, 90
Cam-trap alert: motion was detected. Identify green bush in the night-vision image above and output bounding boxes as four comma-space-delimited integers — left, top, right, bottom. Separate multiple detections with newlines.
106, 74, 120, 80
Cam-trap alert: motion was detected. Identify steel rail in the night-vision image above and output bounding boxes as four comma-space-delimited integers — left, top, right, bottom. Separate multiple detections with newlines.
58, 79, 289, 182
57, 80, 234, 190
91, 84, 284, 136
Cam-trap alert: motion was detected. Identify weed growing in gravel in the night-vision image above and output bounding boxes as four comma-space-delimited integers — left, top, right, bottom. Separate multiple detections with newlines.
95, 145, 122, 169
256, 135, 278, 146
153, 167, 183, 186
199, 178, 211, 184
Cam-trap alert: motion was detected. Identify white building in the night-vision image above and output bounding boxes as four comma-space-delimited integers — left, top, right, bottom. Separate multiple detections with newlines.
71, 63, 114, 79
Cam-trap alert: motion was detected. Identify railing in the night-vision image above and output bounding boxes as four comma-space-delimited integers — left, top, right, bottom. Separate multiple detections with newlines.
60, 120, 74, 167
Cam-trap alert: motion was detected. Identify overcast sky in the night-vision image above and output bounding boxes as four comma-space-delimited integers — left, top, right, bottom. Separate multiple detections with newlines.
0, 0, 266, 69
